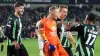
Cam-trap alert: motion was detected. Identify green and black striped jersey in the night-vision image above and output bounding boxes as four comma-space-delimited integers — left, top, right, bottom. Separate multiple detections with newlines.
6, 14, 22, 45
71, 24, 97, 48
56, 18, 72, 48
70, 24, 98, 56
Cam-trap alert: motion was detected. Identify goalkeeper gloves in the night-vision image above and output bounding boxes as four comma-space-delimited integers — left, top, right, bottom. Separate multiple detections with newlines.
48, 44, 56, 52
44, 40, 56, 52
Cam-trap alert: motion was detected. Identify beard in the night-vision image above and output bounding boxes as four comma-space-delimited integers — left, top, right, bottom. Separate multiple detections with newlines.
18, 11, 24, 16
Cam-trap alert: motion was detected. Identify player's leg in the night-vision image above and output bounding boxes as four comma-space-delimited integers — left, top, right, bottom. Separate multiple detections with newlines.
0, 38, 4, 52
38, 40, 44, 56
85, 47, 94, 56
75, 46, 86, 56
75, 46, 82, 56
40, 49, 44, 56
1, 42, 4, 52
7, 45, 10, 56
91, 48, 94, 56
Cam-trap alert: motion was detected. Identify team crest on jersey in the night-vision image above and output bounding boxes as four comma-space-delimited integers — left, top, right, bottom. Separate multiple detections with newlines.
52, 26, 56, 31
50, 26, 57, 36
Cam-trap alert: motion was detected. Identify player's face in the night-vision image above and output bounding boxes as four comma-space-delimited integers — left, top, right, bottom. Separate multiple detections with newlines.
16, 6, 24, 15
59, 8, 68, 19
53, 9, 59, 20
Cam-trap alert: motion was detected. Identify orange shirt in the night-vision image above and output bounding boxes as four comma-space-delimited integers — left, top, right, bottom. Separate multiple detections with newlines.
41, 18, 60, 45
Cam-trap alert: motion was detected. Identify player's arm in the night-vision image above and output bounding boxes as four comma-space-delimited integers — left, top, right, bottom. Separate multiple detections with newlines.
61, 21, 76, 46
6, 18, 15, 42
67, 31, 76, 46
38, 22, 56, 52
37, 21, 47, 41
66, 24, 84, 32
6, 17, 20, 49
69, 26, 79, 31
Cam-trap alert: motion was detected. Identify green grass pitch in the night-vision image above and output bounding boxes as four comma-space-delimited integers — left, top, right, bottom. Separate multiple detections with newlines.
0, 35, 100, 56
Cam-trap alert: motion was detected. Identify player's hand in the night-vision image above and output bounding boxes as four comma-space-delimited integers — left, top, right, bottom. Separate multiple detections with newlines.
66, 23, 71, 31
43, 40, 49, 54
48, 44, 56, 52
13, 41, 20, 49
44, 41, 56, 52
73, 42, 76, 47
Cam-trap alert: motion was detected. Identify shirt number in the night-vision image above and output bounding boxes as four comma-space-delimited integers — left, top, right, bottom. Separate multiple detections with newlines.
85, 33, 96, 45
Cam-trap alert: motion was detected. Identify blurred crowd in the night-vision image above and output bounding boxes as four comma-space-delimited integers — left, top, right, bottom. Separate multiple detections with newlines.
0, 4, 100, 38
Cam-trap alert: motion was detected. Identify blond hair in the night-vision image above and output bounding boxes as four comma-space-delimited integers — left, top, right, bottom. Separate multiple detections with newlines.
49, 6, 59, 13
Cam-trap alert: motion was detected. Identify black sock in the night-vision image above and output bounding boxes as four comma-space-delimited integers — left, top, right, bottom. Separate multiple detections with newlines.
1, 45, 4, 52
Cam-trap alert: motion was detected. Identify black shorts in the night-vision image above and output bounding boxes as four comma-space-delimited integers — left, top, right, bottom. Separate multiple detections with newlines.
7, 44, 29, 56
64, 47, 73, 56
0, 38, 4, 43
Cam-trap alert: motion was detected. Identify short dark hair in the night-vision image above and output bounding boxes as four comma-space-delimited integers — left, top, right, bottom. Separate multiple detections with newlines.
75, 17, 81, 22
14, 2, 24, 8
40, 13, 45, 19
59, 5, 68, 11
87, 13, 95, 21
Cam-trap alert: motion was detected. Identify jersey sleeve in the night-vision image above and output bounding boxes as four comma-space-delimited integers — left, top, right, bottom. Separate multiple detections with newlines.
38, 18, 48, 41
36, 20, 41, 29
5, 16, 15, 42
70, 25, 84, 32
35, 20, 41, 35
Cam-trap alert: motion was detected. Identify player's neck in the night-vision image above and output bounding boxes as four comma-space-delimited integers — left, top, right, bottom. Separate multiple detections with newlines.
58, 16, 64, 21
47, 14, 54, 20
88, 22, 94, 25
14, 12, 20, 18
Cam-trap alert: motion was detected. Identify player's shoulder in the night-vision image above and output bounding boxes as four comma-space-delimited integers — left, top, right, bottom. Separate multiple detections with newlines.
36, 20, 41, 27
87, 24, 97, 29
83, 24, 95, 27
75, 24, 84, 28
40, 17, 48, 26
8, 14, 16, 20
41, 17, 47, 22
9, 14, 15, 18
37, 20, 41, 23
8, 14, 13, 19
